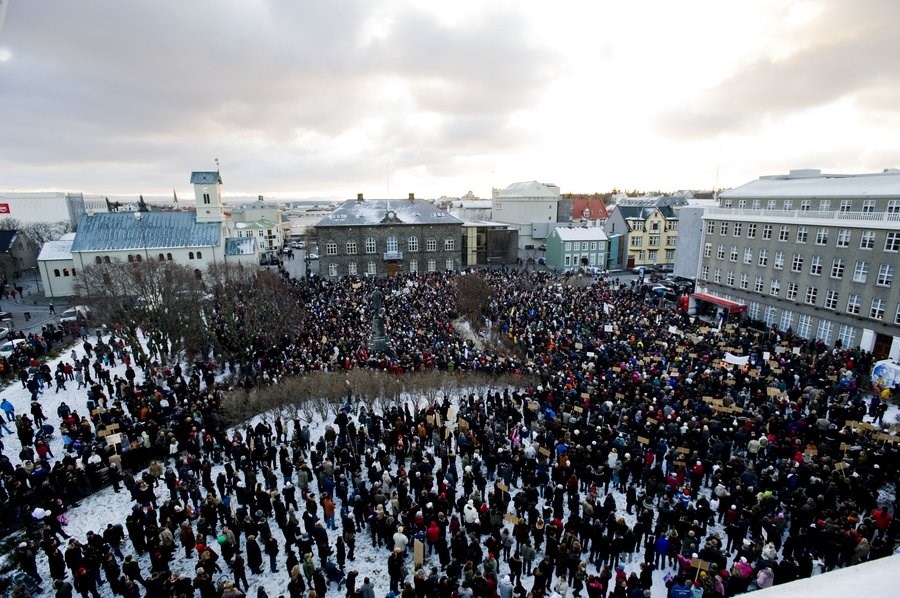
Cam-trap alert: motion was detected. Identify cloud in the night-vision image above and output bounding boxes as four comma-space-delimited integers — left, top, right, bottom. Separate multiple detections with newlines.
0, 0, 556, 194
655, 0, 900, 139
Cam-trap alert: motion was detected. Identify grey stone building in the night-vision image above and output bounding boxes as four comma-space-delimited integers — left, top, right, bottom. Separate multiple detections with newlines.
315, 194, 463, 278
697, 169, 900, 360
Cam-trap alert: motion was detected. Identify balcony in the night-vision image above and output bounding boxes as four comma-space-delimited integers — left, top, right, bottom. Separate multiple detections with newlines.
707, 207, 900, 223
383, 251, 404, 261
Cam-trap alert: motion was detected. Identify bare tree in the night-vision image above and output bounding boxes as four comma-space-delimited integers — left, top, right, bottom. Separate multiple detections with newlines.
20, 221, 72, 246
453, 272, 495, 329
0, 218, 22, 230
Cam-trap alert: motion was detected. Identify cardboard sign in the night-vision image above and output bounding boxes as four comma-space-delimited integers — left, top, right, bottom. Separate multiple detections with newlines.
538, 447, 552, 457
767, 388, 781, 397
496, 482, 509, 493
839, 443, 851, 451
677, 447, 690, 454
673, 460, 686, 468
804, 447, 818, 456
527, 401, 539, 411
414, 540, 425, 568
637, 436, 650, 445
581, 393, 589, 399
458, 418, 469, 433
573, 405, 584, 414
834, 462, 848, 471
504, 513, 520, 524
691, 559, 710, 572
615, 393, 625, 400
646, 417, 658, 426
106, 433, 122, 446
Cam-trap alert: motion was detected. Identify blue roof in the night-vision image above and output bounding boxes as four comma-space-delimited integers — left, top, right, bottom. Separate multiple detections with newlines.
190, 171, 222, 185
71, 212, 221, 252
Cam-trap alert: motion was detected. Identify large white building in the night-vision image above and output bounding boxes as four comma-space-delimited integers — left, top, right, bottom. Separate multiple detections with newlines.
491, 181, 569, 254
698, 169, 900, 360
0, 192, 109, 227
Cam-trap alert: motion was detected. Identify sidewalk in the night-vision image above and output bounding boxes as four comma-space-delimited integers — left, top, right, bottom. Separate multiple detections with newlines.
1, 279, 71, 337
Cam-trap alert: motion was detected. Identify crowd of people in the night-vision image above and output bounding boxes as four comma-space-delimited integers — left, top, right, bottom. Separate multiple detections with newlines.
0, 267, 898, 598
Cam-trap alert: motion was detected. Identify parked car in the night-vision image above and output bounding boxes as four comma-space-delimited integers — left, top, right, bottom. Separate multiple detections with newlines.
632, 266, 655, 275
59, 305, 91, 323
0, 338, 27, 358
307, 253, 319, 260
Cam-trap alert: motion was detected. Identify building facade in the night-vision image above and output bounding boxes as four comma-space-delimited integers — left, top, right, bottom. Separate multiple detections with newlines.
491, 182, 566, 254
315, 195, 463, 278
604, 197, 681, 271
545, 227, 609, 271
698, 169, 900, 359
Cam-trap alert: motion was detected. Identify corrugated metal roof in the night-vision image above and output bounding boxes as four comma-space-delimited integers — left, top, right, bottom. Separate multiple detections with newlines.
494, 181, 560, 199
224, 237, 257, 256
190, 171, 222, 185
550, 227, 609, 241
38, 235, 75, 261
71, 212, 221, 252
720, 169, 900, 199
316, 199, 463, 227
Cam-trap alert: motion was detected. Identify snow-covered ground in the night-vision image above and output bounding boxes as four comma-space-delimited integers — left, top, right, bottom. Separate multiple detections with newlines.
2, 331, 900, 597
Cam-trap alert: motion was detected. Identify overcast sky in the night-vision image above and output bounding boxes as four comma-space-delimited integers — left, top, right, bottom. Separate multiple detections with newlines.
1, 0, 898, 200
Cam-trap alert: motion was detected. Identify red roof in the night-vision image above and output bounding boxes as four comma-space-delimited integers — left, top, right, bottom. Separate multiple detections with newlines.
691, 292, 747, 313
570, 197, 610, 221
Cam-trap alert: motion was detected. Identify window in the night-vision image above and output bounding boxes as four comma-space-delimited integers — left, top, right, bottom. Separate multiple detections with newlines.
860, 230, 875, 249
713, 268, 722, 283
648, 236, 660, 247
104, 256, 111, 263
763, 225, 772, 240
195, 251, 202, 260
831, 258, 844, 279
780, 310, 794, 332
740, 273, 749, 289
325, 241, 338, 256
365, 238, 377, 254
819, 200, 831, 212
805, 286, 818, 305
754, 276, 764, 293
810, 256, 822, 276
386, 237, 398, 253
837, 324, 855, 348
729, 246, 738, 262
815, 228, 828, 245
748, 301, 760, 320
752, 200, 761, 210
888, 199, 900, 215
853, 261, 869, 283
427, 259, 436, 272
445, 259, 454, 271
774, 251, 784, 270
328, 263, 338, 277
409, 260, 418, 273
444, 238, 455, 251
367, 262, 377, 275
797, 314, 812, 338
896, 303, 900, 324
747, 224, 757, 238
426, 239, 437, 252
862, 199, 876, 213
726, 271, 735, 286
800, 200, 811, 212
706, 221, 715, 234
733, 223, 742, 237
758, 249, 768, 266
158, 253, 165, 261
779, 226, 789, 241
816, 320, 833, 344
767, 200, 777, 211
53, 269, 60, 277
786, 282, 798, 301
202, 193, 210, 205
764, 306, 777, 326
770, 279, 780, 296
720, 222, 729, 235
64, 268, 72, 277
665, 249, 675, 260
704, 243, 712, 258
824, 290, 839, 310
408, 237, 419, 252
348, 262, 357, 275
783, 200, 793, 211
716, 244, 725, 259
590, 242, 598, 251
876, 264, 894, 287
796, 226, 808, 243
743, 247, 752, 264
573, 242, 580, 251
840, 200, 853, 213
847, 294, 861, 314
870, 298, 886, 320
791, 254, 804, 272
885, 232, 900, 252
631, 237, 642, 247
186, 252, 193, 260
346, 241, 358, 254
701, 266, 709, 280
836, 229, 850, 248
95, 256, 102, 264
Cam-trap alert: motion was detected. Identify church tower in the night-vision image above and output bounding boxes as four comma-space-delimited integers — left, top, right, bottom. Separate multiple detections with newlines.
191, 170, 225, 223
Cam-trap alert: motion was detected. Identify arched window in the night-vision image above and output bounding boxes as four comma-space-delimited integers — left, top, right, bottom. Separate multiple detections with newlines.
135, 254, 142, 262
95, 256, 102, 264
196, 251, 202, 259
194, 269, 202, 280
365, 238, 377, 254
386, 236, 398, 253
158, 253, 165, 261
189, 252, 195, 259
167, 253, 173, 261
53, 269, 61, 277
63, 268, 70, 277
103, 256, 111, 263
128, 255, 134, 263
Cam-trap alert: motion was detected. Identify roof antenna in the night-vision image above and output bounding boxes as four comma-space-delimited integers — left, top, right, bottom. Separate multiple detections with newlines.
215, 157, 220, 173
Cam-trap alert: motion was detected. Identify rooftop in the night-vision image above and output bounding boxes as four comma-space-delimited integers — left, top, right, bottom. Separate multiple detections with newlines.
190, 171, 222, 185
37, 232, 76, 261
551, 226, 609, 241
721, 169, 900, 199
71, 212, 221, 252
316, 198, 463, 227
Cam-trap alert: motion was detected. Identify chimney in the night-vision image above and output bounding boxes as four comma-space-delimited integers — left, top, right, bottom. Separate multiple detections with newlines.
357, 193, 364, 202
408, 193, 415, 201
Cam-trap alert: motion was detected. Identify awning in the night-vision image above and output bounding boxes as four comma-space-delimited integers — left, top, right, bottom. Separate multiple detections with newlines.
691, 292, 747, 314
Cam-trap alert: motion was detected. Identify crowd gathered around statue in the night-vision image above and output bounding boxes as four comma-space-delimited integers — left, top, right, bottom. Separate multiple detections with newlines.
0, 266, 897, 598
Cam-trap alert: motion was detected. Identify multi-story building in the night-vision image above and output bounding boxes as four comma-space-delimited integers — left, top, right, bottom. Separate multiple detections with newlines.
491, 182, 569, 255
545, 227, 609, 271
315, 194, 463, 278
604, 196, 682, 271
698, 169, 900, 359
